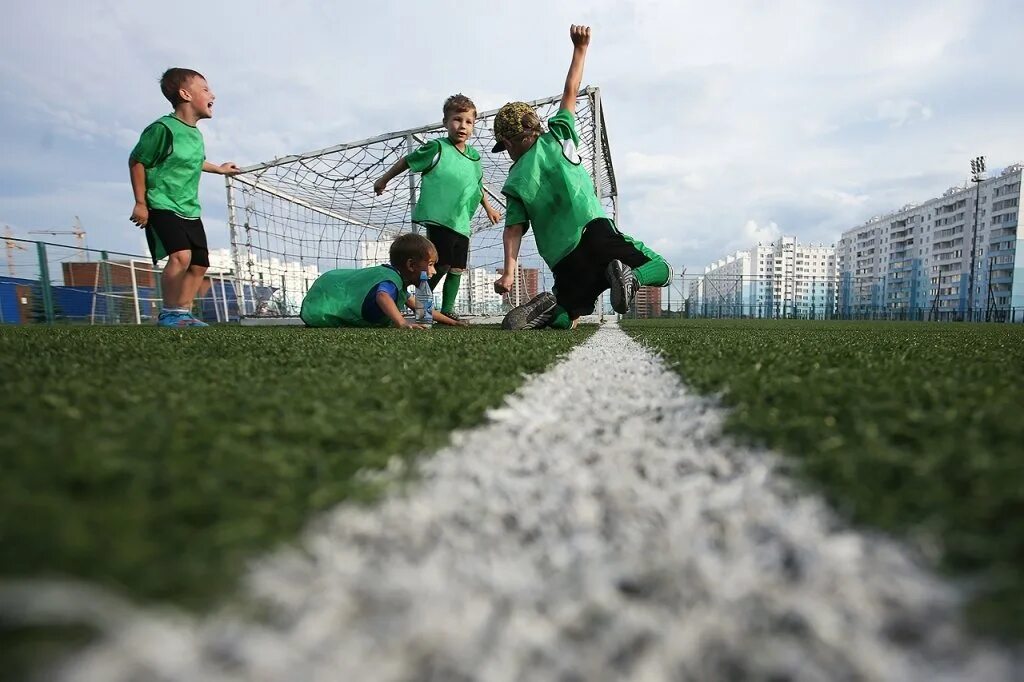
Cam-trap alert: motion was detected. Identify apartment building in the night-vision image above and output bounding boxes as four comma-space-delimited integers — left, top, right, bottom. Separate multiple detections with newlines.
837, 164, 1022, 319
694, 236, 837, 318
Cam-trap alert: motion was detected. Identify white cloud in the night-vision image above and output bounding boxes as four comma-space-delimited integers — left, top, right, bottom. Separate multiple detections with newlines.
742, 220, 782, 246
621, 152, 706, 190
876, 99, 934, 128
1, 0, 1022, 274
813, 189, 870, 208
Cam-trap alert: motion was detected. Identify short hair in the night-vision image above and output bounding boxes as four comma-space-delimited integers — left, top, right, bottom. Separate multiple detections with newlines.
389, 233, 437, 267
160, 68, 205, 106
491, 102, 545, 152
519, 110, 543, 137
443, 93, 476, 121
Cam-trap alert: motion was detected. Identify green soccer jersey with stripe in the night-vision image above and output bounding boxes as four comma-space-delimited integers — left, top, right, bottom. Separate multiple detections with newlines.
501, 109, 607, 268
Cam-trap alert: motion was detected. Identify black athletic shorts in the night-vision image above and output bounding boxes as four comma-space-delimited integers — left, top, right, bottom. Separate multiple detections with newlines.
425, 224, 469, 270
551, 218, 652, 318
146, 209, 209, 267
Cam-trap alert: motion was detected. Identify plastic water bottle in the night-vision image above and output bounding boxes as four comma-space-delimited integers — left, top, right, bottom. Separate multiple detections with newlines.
415, 271, 434, 324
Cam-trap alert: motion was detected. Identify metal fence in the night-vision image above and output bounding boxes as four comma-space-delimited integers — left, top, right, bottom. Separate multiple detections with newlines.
0, 237, 242, 325
680, 301, 1024, 322
676, 273, 1024, 323
3, 237, 1021, 325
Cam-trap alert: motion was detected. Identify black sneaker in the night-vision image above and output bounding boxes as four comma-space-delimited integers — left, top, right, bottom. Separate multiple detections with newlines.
441, 310, 462, 321
502, 292, 557, 330
606, 259, 639, 314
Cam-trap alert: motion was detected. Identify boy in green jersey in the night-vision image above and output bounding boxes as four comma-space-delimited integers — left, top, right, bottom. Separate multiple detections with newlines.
492, 26, 671, 330
374, 94, 502, 318
129, 68, 240, 327
300, 233, 467, 329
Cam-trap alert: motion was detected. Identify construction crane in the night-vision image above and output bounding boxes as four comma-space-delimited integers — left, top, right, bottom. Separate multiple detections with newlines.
3, 226, 28, 277
28, 216, 88, 261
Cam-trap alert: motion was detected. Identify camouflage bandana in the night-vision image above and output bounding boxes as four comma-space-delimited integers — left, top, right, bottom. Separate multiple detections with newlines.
491, 101, 536, 153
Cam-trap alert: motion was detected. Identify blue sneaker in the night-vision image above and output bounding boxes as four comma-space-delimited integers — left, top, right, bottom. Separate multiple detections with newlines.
157, 310, 192, 327
183, 313, 209, 327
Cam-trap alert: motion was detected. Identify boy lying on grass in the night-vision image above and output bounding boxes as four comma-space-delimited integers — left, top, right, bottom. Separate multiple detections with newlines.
300, 233, 467, 329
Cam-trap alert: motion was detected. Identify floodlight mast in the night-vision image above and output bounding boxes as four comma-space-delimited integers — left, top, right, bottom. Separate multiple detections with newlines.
966, 155, 985, 320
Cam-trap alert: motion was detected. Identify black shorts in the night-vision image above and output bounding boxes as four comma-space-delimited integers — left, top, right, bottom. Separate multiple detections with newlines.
551, 218, 653, 318
146, 209, 209, 267
425, 224, 469, 270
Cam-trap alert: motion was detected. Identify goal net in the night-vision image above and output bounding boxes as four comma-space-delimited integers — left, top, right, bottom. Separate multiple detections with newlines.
226, 87, 618, 317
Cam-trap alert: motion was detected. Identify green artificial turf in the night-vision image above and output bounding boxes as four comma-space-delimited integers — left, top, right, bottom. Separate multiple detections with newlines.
622, 318, 1024, 639
0, 324, 592, 610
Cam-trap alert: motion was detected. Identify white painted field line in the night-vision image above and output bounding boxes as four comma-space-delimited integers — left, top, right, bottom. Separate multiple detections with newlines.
4, 323, 1020, 681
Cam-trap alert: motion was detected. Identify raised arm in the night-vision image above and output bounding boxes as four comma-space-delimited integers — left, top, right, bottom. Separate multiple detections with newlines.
559, 24, 592, 114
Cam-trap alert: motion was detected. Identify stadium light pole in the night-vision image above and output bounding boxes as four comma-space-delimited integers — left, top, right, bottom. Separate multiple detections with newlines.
666, 267, 671, 316
967, 155, 985, 321
678, 267, 686, 319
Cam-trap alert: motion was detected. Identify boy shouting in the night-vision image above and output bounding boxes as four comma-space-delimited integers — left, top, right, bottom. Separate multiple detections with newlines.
129, 68, 239, 327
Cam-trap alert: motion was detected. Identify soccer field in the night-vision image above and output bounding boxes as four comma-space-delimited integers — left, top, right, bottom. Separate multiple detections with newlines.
2, 319, 1023, 678
622, 318, 1024, 638
0, 325, 592, 610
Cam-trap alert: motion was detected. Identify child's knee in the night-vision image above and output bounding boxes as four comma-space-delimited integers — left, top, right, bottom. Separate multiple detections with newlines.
167, 250, 191, 269
450, 267, 465, 274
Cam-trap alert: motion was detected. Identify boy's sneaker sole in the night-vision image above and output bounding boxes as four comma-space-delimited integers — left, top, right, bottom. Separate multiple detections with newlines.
607, 260, 638, 315
502, 292, 557, 330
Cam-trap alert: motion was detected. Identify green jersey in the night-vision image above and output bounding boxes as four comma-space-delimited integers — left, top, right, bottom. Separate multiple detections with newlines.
501, 109, 607, 268
300, 265, 408, 328
130, 114, 206, 219
407, 138, 482, 238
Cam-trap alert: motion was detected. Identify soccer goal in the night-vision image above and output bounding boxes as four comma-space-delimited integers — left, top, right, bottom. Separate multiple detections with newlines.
225, 87, 618, 318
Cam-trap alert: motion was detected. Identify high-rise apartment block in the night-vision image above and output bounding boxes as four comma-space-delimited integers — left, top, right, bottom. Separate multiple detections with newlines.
837, 164, 1022, 319
692, 236, 837, 318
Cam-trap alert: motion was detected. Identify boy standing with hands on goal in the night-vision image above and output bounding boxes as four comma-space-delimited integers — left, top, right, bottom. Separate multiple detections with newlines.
374, 94, 502, 319
129, 68, 240, 327
493, 26, 671, 330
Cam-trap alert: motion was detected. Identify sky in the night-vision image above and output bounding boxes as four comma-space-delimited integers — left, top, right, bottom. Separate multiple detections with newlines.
1, 0, 1022, 274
